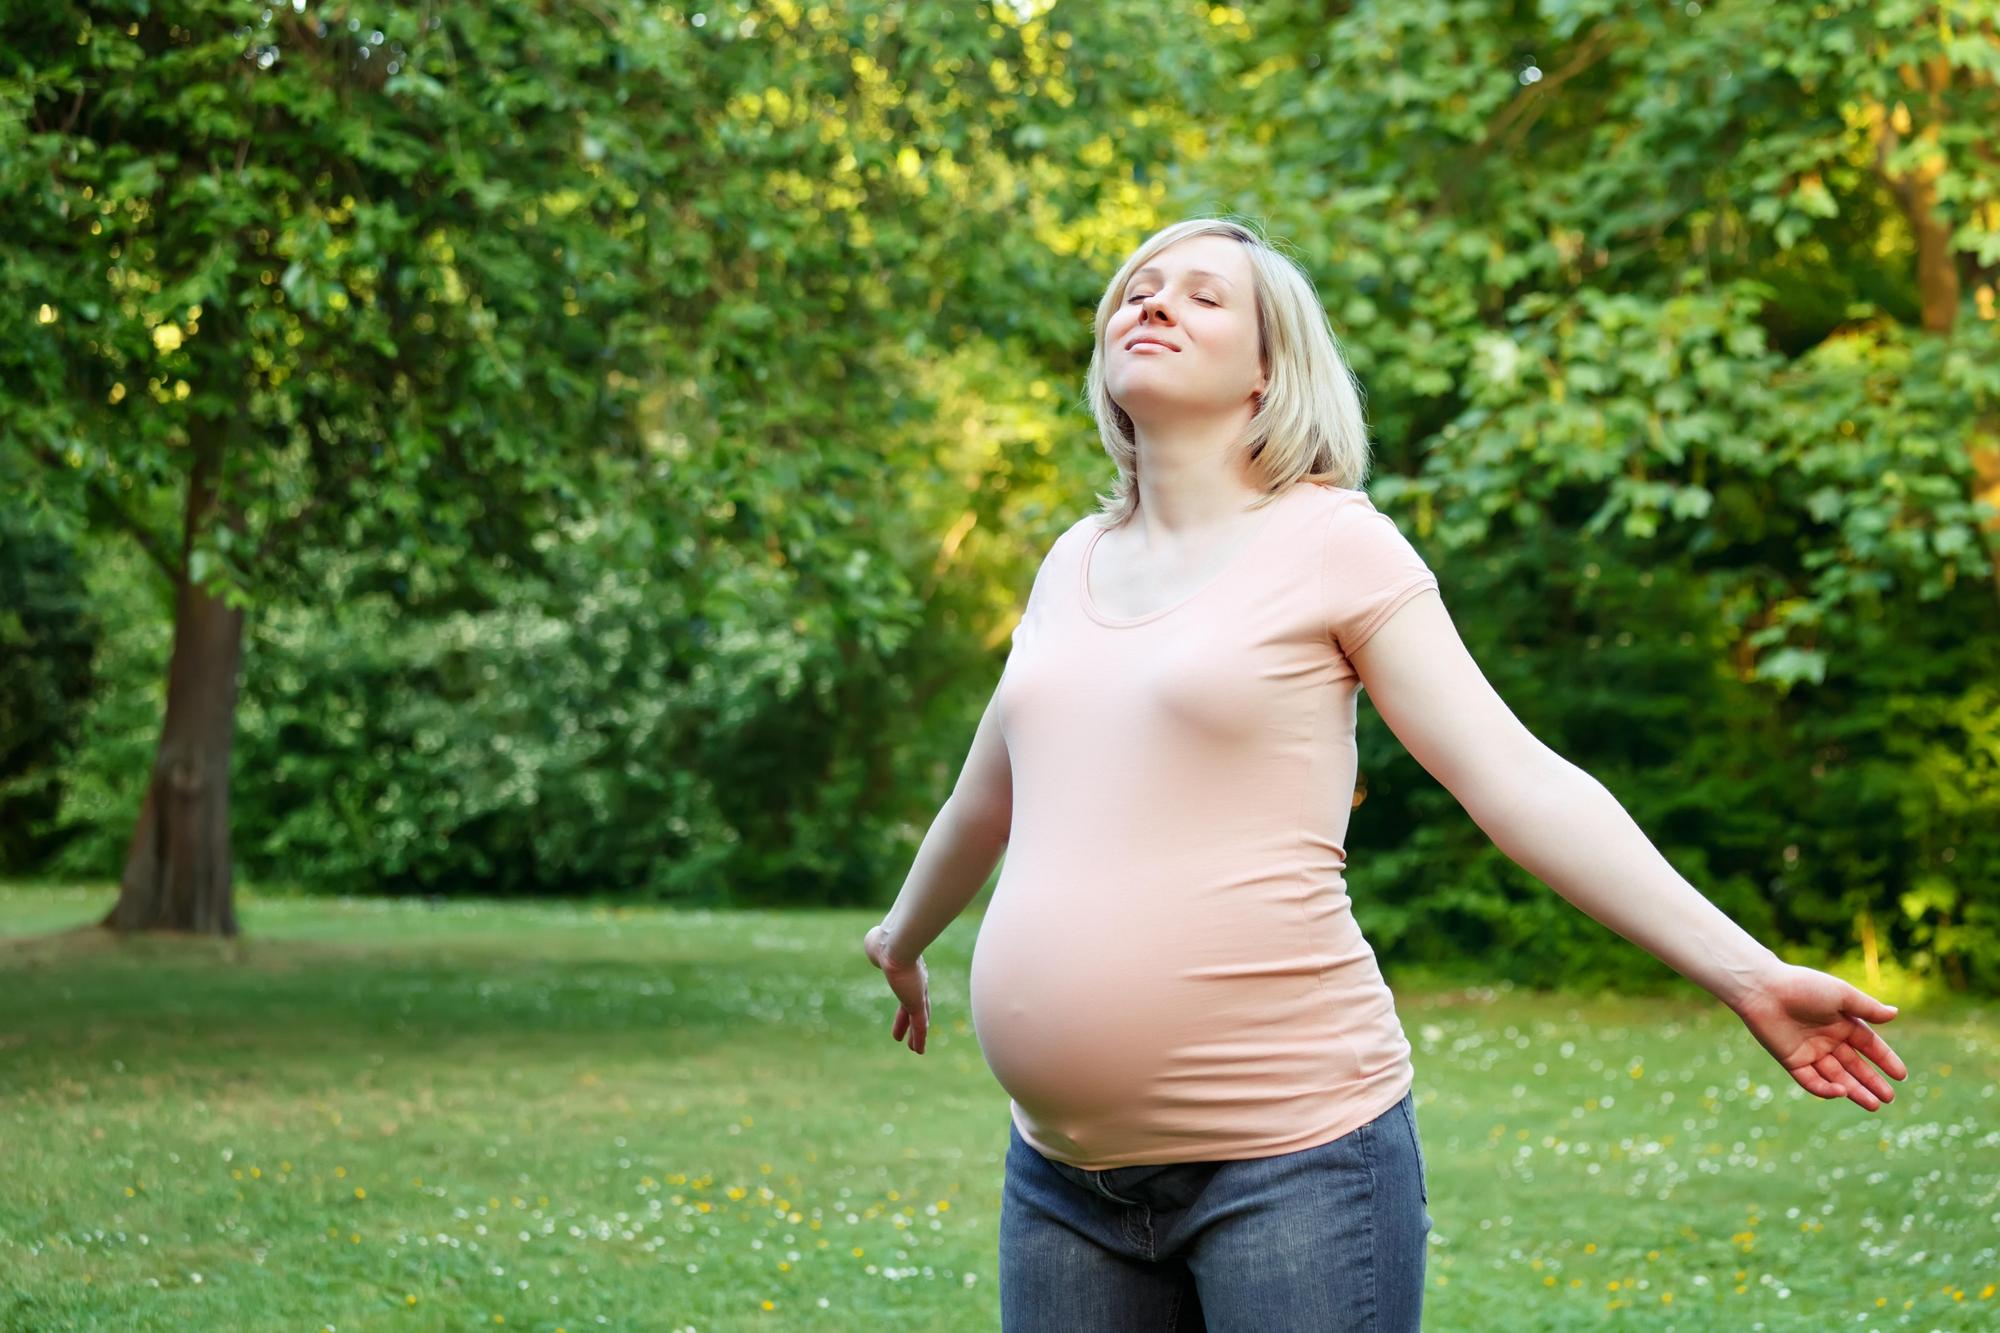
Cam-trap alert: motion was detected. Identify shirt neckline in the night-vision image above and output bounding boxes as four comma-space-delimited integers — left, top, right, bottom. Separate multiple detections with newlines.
1079, 483, 1310, 628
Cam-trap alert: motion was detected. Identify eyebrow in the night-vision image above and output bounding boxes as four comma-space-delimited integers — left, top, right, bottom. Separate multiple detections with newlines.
1131, 265, 1236, 290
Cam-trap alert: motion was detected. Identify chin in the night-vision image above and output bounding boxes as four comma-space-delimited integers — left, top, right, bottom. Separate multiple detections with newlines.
1111, 384, 1222, 418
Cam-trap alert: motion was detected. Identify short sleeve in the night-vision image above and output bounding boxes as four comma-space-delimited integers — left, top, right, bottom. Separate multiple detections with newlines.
1007, 522, 1073, 652
1320, 492, 1439, 661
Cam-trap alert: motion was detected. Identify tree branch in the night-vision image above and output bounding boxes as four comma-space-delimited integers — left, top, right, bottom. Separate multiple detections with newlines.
28, 442, 181, 582
1422, 23, 1619, 228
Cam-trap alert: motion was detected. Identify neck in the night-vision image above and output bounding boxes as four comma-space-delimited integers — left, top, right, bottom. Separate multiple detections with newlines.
1127, 411, 1264, 534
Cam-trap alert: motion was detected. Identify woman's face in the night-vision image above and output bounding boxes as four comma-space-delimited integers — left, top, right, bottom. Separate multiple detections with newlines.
1104, 234, 1265, 424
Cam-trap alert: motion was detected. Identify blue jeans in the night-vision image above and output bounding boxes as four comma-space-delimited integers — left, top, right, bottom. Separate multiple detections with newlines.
999, 1088, 1433, 1331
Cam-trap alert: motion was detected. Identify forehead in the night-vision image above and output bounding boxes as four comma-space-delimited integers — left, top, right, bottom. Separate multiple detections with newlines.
1130, 234, 1251, 286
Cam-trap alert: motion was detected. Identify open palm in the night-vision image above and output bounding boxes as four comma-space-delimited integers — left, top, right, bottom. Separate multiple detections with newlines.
1729, 963, 1909, 1111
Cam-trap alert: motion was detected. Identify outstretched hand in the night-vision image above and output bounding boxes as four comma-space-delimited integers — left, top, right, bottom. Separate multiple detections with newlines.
863, 924, 930, 1056
1728, 963, 1909, 1111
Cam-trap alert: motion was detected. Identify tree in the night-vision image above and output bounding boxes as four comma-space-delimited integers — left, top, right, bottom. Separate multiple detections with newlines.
2, 0, 1220, 925
2, 2, 685, 931
1201, 0, 2000, 987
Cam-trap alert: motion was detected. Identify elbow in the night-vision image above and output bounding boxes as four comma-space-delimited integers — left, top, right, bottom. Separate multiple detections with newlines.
1454, 746, 1586, 845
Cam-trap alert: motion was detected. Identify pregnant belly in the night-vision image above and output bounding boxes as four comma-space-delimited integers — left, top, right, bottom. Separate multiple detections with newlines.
968, 928, 1185, 1125
969, 875, 1381, 1138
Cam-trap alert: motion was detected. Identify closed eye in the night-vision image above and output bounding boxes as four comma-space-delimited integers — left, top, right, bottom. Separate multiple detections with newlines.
1126, 295, 1218, 305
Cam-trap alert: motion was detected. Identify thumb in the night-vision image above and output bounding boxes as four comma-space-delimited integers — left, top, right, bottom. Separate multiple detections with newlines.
1847, 984, 1899, 1021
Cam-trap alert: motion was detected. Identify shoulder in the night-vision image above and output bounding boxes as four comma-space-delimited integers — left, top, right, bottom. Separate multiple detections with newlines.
1286, 482, 1387, 550
1295, 481, 1382, 519
1045, 511, 1112, 558
1019, 512, 1101, 593
1296, 482, 1426, 542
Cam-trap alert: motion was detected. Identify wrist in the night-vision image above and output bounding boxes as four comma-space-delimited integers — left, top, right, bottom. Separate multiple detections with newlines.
876, 919, 918, 968
1712, 943, 1787, 1013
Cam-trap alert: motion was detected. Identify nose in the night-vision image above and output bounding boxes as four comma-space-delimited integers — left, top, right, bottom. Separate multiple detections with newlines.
1141, 294, 1173, 325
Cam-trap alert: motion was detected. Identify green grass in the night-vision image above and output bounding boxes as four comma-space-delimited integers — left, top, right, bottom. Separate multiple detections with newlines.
2, 883, 1995, 1332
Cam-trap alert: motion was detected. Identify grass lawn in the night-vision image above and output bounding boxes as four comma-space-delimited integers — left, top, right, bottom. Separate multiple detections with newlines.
2, 882, 1995, 1331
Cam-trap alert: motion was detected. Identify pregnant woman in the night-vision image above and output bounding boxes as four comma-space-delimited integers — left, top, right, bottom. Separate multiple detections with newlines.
862, 216, 1908, 1331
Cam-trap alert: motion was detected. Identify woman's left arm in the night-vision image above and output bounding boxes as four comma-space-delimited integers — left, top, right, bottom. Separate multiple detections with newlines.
1349, 588, 1909, 1112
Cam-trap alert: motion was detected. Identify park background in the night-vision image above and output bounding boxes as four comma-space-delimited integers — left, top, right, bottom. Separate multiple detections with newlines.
3, 0, 1998, 1328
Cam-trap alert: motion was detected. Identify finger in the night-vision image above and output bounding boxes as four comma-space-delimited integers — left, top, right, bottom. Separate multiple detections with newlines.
1833, 1043, 1894, 1104
893, 1005, 909, 1042
1814, 1053, 1880, 1111
911, 1003, 928, 1055
1844, 985, 1900, 1024
1848, 1020, 1909, 1081
1790, 1062, 1845, 1100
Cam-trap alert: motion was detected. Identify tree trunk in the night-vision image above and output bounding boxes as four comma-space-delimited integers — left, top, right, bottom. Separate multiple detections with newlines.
101, 440, 244, 936
1868, 81, 2000, 595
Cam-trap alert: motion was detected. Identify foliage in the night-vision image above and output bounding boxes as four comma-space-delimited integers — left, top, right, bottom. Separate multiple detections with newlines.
1205, 0, 2000, 991
0, 511, 99, 867
5, 1, 2000, 987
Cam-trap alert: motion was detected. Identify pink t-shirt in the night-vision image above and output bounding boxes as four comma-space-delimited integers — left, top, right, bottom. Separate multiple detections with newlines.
969, 480, 1440, 1168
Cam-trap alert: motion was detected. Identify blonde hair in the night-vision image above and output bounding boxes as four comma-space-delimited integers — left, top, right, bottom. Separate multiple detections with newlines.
1082, 216, 1371, 526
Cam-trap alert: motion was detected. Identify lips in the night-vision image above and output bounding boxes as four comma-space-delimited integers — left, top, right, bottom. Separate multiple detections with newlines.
1125, 335, 1179, 351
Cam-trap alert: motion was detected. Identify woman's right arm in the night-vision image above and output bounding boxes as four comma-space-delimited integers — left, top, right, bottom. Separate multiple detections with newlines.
863, 688, 1012, 1054
873, 686, 1013, 968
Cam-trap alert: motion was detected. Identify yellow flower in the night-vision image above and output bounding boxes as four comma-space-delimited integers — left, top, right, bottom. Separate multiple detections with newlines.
152, 323, 183, 353
760, 1300, 775, 1311
354, 1187, 366, 1200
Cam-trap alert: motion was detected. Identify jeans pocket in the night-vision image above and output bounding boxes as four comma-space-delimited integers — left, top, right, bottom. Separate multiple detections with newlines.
1401, 1095, 1429, 1206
